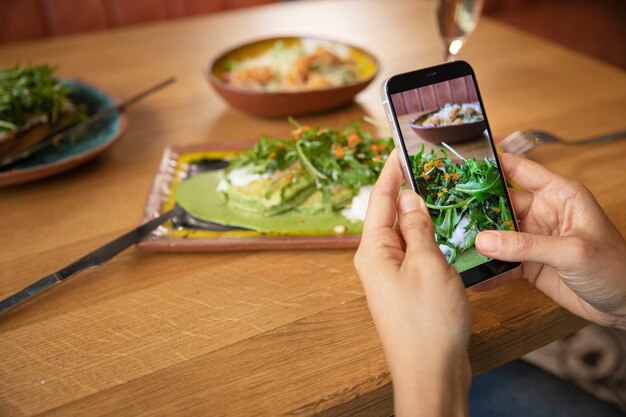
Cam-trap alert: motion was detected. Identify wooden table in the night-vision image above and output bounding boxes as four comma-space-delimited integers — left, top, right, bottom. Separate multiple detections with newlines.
1, 0, 625, 415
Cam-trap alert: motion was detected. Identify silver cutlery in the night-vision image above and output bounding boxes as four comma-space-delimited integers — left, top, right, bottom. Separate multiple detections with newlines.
498, 129, 626, 155
0, 206, 182, 316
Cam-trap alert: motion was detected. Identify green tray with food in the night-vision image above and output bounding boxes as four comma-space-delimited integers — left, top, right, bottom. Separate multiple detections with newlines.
137, 120, 392, 251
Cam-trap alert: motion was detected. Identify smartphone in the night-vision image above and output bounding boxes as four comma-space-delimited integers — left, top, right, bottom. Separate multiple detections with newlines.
381, 61, 520, 287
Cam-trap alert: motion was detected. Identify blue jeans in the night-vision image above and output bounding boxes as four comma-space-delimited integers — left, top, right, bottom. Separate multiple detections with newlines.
469, 360, 625, 416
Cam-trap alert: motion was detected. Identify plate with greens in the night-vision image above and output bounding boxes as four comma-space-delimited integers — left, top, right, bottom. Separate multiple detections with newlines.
138, 120, 393, 251
0, 64, 128, 187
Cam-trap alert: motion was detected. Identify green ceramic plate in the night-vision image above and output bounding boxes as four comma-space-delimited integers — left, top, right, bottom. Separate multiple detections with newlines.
0, 79, 128, 187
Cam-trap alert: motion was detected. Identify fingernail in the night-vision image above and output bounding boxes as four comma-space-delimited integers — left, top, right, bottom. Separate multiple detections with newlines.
476, 231, 501, 253
398, 190, 422, 214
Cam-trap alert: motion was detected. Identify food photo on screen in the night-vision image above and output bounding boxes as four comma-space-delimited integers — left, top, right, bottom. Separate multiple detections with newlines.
390, 75, 515, 273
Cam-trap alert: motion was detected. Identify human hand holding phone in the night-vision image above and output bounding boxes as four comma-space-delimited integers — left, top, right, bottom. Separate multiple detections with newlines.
383, 61, 521, 287
356, 60, 625, 417
355, 150, 471, 417
475, 153, 626, 330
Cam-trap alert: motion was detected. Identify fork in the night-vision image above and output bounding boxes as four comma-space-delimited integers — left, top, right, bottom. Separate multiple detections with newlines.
497, 129, 626, 155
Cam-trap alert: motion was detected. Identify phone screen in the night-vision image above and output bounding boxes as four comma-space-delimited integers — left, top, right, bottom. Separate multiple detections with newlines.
384, 61, 520, 286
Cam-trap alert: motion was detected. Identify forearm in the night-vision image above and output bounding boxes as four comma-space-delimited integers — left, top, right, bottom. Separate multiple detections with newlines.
391, 350, 470, 417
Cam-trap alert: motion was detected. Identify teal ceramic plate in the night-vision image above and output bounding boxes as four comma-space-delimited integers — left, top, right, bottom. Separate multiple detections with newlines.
0, 79, 128, 187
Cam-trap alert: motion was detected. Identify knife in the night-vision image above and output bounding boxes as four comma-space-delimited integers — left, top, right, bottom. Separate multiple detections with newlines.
0, 206, 183, 316
0, 76, 176, 168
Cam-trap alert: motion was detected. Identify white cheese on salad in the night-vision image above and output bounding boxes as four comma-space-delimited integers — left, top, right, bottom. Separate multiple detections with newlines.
216, 167, 271, 192
449, 215, 473, 247
438, 215, 475, 256
438, 244, 453, 258
341, 185, 373, 222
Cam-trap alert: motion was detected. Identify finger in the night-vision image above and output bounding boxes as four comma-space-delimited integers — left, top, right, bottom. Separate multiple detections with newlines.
396, 190, 440, 254
363, 149, 404, 235
475, 230, 576, 269
508, 187, 533, 222
499, 153, 568, 193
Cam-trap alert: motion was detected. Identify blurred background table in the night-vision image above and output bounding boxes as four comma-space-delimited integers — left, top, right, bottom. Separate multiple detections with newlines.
1, 0, 625, 415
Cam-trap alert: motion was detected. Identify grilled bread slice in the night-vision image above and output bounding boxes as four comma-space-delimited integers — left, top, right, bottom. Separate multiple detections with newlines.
226, 169, 315, 217
295, 186, 353, 215
0, 101, 76, 161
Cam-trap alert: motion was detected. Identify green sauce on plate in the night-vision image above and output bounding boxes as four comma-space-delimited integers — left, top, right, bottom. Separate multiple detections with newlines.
175, 171, 362, 235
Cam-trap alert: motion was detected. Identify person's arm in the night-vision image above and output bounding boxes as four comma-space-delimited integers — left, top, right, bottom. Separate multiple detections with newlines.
475, 153, 626, 330
354, 150, 471, 417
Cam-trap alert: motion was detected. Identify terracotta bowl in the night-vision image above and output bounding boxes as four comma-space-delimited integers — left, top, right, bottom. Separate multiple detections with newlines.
206, 36, 379, 118
409, 110, 487, 144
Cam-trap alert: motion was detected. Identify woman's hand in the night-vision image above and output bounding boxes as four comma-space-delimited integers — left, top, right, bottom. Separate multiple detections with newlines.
475, 153, 626, 329
354, 150, 471, 417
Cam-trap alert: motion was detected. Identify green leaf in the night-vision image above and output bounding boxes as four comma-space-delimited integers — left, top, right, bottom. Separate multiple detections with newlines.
223, 120, 393, 211
0, 63, 73, 132
437, 208, 461, 239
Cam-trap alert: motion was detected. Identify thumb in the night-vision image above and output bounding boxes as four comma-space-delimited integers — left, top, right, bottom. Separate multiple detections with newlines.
475, 230, 575, 269
397, 190, 439, 254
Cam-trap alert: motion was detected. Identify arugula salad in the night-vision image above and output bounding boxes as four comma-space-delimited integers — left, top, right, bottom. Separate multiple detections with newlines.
409, 144, 514, 264
217, 119, 393, 219
0, 63, 87, 162
0, 63, 81, 135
